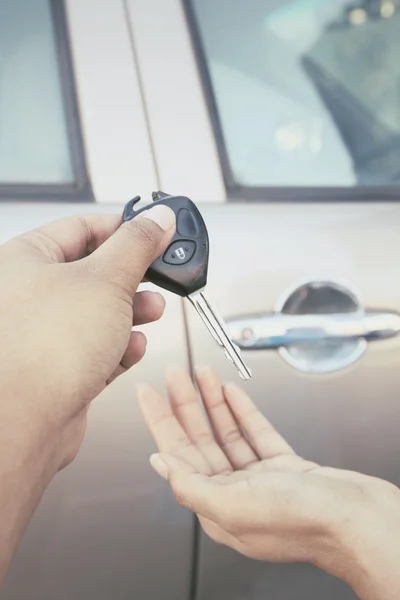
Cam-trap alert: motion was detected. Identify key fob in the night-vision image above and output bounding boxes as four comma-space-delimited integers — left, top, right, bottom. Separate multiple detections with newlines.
122, 192, 209, 297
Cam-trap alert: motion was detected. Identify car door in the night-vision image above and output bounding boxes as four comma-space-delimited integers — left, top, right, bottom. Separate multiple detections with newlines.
130, 0, 400, 598
0, 2, 194, 599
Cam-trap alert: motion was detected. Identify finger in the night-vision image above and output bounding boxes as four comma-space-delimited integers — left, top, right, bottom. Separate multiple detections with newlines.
120, 331, 147, 370
166, 368, 232, 475
107, 365, 125, 385
195, 368, 258, 470
137, 384, 211, 474
90, 205, 176, 297
150, 453, 228, 523
132, 291, 166, 326
223, 382, 295, 459
106, 332, 148, 385
13, 214, 122, 263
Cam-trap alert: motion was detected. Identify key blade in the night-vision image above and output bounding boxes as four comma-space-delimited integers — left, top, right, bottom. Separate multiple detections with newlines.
193, 306, 223, 346
189, 292, 252, 380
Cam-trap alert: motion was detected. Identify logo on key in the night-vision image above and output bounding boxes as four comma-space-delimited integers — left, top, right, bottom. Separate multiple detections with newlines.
176, 247, 186, 260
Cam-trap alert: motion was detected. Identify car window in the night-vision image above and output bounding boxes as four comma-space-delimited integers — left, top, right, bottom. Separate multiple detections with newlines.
186, 0, 400, 197
0, 0, 89, 199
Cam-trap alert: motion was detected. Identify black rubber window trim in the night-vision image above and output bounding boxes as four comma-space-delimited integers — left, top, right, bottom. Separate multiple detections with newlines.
0, 0, 93, 202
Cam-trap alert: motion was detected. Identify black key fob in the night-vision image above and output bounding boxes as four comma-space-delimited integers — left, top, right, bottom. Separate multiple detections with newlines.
122, 192, 209, 297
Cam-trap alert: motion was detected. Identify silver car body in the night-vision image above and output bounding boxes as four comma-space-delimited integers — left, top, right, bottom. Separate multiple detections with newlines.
1, 1, 400, 599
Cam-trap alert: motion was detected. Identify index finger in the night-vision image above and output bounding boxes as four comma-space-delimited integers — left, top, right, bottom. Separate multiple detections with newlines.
152, 453, 230, 524
223, 383, 295, 459
166, 369, 233, 475
22, 214, 122, 263
137, 383, 212, 475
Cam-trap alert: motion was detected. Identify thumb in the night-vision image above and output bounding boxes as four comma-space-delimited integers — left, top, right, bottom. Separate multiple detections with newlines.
91, 205, 176, 295
150, 453, 225, 521
150, 453, 197, 481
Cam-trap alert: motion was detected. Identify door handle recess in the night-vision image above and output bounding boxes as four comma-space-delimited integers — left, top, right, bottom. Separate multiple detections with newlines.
227, 311, 400, 350
225, 280, 400, 374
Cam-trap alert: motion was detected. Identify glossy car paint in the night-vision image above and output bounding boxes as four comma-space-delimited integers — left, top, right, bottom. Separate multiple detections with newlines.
187, 202, 400, 600
1, 0, 400, 598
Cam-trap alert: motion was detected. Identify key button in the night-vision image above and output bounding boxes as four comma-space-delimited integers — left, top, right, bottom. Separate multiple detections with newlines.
163, 240, 196, 265
177, 208, 200, 237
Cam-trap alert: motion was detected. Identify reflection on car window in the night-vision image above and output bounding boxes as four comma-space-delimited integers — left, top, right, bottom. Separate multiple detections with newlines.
189, 0, 400, 188
0, 0, 74, 184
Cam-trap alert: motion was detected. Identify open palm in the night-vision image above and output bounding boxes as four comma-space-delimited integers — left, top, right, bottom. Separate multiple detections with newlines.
137, 368, 399, 572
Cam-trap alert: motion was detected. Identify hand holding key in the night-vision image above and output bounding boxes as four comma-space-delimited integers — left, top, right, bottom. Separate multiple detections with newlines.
138, 368, 400, 600
0, 206, 177, 585
0, 206, 175, 472
122, 192, 251, 380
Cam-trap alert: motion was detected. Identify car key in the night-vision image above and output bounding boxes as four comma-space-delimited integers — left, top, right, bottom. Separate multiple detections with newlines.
122, 191, 252, 380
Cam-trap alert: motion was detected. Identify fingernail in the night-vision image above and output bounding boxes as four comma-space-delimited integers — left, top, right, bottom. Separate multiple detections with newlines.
135, 382, 149, 394
223, 382, 244, 397
165, 365, 186, 381
142, 205, 176, 231
135, 383, 152, 401
150, 454, 168, 480
194, 365, 212, 376
153, 292, 166, 309
195, 366, 217, 382
223, 381, 239, 391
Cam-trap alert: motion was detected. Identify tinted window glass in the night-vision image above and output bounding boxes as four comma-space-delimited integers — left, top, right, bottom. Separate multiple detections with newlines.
189, 0, 400, 190
0, 0, 78, 186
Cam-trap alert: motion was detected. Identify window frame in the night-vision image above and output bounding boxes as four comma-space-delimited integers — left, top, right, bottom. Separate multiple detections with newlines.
182, 0, 400, 203
0, 0, 92, 202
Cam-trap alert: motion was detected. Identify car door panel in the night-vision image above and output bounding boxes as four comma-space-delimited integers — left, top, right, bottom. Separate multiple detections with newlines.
186, 202, 400, 599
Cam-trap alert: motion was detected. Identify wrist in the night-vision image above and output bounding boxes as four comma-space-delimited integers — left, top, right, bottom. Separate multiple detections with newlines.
331, 482, 400, 600
1, 377, 88, 474
0, 411, 59, 584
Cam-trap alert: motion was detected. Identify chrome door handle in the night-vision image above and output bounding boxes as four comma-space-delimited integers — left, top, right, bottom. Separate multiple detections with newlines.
227, 311, 400, 350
